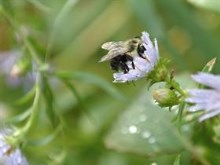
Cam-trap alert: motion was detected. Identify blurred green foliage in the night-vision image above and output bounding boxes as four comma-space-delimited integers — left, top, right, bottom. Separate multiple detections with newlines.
0, 0, 220, 164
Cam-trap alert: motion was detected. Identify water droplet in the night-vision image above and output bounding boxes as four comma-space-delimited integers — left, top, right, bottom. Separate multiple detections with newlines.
152, 144, 160, 152
142, 131, 151, 138
139, 115, 147, 122
128, 125, 138, 134
148, 137, 156, 144
181, 125, 189, 132
151, 162, 157, 165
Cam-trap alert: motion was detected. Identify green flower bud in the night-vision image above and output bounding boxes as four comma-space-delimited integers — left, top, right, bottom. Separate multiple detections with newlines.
147, 58, 170, 83
152, 88, 179, 107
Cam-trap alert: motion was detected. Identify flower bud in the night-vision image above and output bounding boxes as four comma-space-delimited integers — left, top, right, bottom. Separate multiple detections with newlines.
152, 88, 179, 107
147, 58, 170, 83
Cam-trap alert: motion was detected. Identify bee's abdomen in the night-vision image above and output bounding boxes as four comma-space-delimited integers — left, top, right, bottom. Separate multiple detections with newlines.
110, 56, 122, 71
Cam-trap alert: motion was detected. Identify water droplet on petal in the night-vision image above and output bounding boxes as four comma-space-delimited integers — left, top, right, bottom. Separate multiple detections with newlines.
128, 125, 138, 134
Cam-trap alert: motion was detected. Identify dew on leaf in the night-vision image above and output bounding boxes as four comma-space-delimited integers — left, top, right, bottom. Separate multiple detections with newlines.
139, 115, 147, 122
142, 131, 151, 139
128, 125, 138, 134
148, 137, 156, 144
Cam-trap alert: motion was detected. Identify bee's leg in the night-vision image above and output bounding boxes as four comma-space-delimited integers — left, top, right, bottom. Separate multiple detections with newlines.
125, 54, 135, 69
124, 63, 129, 73
120, 62, 129, 74
110, 59, 119, 72
131, 61, 135, 69
125, 54, 133, 61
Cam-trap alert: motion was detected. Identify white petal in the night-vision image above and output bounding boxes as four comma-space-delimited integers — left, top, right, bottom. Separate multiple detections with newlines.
187, 73, 220, 121
192, 72, 220, 90
186, 89, 220, 111
141, 32, 159, 66
6, 149, 29, 165
0, 139, 10, 157
199, 109, 220, 122
113, 57, 151, 83
113, 70, 143, 83
188, 104, 206, 112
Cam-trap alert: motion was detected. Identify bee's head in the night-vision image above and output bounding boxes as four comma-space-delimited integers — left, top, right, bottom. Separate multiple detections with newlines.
124, 38, 141, 53
128, 38, 141, 47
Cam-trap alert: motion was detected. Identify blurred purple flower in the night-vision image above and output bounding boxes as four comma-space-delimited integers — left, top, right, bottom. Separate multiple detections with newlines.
0, 50, 36, 90
186, 72, 220, 121
0, 129, 29, 165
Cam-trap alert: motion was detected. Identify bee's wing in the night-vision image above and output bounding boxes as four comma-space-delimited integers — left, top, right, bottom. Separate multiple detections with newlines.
99, 41, 128, 62
101, 41, 124, 50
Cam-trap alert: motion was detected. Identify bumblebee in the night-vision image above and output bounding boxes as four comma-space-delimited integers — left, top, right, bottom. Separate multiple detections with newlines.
99, 38, 146, 73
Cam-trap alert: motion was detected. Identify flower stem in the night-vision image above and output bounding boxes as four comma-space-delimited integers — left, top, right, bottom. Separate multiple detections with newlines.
21, 72, 41, 134
0, 6, 43, 66
170, 79, 185, 96
177, 102, 185, 129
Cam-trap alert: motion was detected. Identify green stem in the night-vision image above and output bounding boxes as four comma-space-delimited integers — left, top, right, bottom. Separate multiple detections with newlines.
21, 72, 41, 134
177, 102, 185, 129
8, 72, 41, 146
170, 79, 185, 96
171, 125, 210, 165
44, 0, 78, 62
0, 7, 43, 66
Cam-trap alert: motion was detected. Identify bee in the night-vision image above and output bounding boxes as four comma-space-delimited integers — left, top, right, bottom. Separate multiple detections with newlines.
99, 37, 147, 73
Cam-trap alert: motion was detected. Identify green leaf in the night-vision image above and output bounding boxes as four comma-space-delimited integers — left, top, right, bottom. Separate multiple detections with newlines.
173, 154, 181, 165
188, 0, 220, 13
55, 71, 125, 101
42, 77, 59, 127
7, 108, 31, 123
104, 90, 184, 157
28, 131, 58, 146
61, 79, 88, 113
14, 87, 36, 105
201, 57, 216, 73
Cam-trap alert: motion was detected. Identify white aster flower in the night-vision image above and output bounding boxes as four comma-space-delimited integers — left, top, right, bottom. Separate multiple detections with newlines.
186, 72, 220, 122
0, 130, 29, 165
113, 31, 159, 83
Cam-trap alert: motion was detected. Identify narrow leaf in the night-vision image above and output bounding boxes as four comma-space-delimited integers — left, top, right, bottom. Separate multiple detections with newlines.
201, 57, 216, 73
55, 71, 125, 101
188, 0, 220, 13
173, 154, 181, 165
14, 87, 36, 105
43, 77, 59, 127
